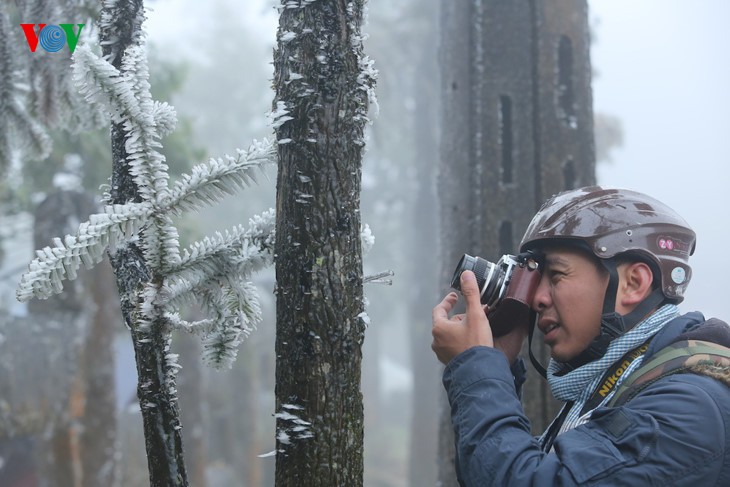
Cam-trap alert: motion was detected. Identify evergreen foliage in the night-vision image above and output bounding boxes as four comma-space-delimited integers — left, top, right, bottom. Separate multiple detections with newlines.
0, 0, 103, 175
17, 34, 277, 368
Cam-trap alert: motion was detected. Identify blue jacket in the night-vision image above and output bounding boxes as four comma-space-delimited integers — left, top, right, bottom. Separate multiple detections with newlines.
443, 313, 730, 486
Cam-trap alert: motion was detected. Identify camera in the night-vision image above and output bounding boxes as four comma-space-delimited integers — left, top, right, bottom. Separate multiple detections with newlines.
450, 252, 542, 337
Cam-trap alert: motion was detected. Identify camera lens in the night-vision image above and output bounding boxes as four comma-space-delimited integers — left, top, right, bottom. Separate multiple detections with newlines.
450, 254, 506, 306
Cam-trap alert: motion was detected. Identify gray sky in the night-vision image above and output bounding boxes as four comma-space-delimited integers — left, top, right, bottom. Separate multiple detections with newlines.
589, 0, 730, 319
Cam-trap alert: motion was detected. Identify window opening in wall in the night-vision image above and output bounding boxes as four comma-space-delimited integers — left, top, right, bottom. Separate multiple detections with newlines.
557, 35, 576, 128
499, 95, 514, 184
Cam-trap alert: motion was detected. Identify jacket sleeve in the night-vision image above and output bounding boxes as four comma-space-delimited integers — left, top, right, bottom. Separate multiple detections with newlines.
443, 346, 728, 486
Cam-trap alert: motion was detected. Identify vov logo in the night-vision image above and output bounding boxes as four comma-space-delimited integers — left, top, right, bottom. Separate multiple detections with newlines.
20, 24, 85, 53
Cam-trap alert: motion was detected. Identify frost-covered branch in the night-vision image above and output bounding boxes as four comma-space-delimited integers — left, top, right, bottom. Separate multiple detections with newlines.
16, 202, 152, 301
0, 10, 51, 169
159, 209, 276, 308
18, 31, 278, 377
164, 140, 275, 216
198, 280, 263, 368
73, 43, 172, 204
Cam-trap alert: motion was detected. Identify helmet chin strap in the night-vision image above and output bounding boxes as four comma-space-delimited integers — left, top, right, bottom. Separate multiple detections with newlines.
552, 259, 667, 376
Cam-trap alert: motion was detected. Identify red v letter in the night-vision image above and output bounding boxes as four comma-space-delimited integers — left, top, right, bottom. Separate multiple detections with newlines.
20, 24, 46, 52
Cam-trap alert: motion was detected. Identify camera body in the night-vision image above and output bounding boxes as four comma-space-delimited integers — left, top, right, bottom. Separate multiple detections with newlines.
450, 252, 542, 337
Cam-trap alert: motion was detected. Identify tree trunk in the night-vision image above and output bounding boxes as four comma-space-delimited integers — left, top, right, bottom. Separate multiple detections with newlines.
81, 258, 120, 487
272, 1, 373, 485
29, 189, 112, 487
177, 332, 208, 487
101, 1, 188, 485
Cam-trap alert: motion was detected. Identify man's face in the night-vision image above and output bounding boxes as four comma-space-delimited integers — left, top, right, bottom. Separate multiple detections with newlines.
531, 247, 609, 362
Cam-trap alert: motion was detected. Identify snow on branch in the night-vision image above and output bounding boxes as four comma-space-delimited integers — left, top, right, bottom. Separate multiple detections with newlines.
19, 25, 278, 375
73, 43, 172, 204
198, 280, 263, 368
159, 209, 276, 309
0, 11, 51, 169
16, 202, 152, 301
164, 140, 275, 217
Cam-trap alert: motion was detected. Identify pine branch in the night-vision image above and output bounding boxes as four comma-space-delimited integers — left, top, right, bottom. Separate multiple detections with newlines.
163, 139, 275, 217
152, 101, 177, 137
159, 209, 276, 308
120, 44, 171, 202
142, 214, 181, 273
0, 9, 52, 170
163, 312, 218, 335
199, 280, 262, 369
16, 202, 153, 301
73, 43, 171, 204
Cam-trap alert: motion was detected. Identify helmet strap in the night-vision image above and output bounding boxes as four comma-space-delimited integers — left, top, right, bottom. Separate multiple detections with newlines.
553, 259, 667, 375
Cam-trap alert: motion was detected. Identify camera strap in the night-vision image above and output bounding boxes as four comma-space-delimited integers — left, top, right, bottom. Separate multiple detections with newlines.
527, 312, 548, 379
539, 400, 573, 452
578, 335, 654, 416
540, 336, 653, 452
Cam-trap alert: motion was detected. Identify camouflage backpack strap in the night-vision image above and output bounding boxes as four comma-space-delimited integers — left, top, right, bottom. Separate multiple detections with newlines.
609, 340, 730, 408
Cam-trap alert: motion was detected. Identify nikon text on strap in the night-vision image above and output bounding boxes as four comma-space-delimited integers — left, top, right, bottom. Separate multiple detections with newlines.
578, 336, 654, 416
608, 339, 730, 408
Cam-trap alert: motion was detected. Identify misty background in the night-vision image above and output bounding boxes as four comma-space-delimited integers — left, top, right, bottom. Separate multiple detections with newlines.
1, 0, 728, 485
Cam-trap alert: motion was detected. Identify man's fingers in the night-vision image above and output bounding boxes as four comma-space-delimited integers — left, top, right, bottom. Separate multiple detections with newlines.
459, 270, 482, 304
433, 292, 458, 321
460, 271, 486, 325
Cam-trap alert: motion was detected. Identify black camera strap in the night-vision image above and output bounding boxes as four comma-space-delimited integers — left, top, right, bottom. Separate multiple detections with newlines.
578, 335, 654, 416
540, 401, 572, 452
527, 311, 548, 379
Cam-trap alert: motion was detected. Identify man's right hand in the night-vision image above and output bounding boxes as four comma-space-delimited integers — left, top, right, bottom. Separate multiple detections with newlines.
431, 270, 495, 365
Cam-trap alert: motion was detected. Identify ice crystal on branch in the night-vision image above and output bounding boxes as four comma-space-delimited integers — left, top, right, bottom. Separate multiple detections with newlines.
17, 34, 277, 369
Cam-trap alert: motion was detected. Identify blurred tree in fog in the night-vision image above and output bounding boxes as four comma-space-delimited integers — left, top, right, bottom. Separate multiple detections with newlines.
358, 1, 442, 485
0, 0, 100, 180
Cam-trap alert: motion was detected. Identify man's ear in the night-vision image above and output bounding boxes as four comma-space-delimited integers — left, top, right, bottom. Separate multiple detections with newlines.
617, 262, 654, 311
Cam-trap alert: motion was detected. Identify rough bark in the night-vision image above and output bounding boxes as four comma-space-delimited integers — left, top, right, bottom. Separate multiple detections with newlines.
101, 1, 188, 485
272, 1, 371, 485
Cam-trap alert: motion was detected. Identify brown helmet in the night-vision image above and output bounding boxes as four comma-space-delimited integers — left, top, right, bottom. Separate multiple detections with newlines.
519, 186, 696, 303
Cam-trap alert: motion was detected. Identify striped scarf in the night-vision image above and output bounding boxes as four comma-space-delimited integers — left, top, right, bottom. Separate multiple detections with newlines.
546, 304, 679, 435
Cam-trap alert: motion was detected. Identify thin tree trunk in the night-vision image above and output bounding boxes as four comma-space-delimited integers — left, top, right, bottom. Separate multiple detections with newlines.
272, 1, 373, 485
81, 258, 120, 487
101, 1, 188, 485
29, 189, 105, 487
177, 331, 208, 487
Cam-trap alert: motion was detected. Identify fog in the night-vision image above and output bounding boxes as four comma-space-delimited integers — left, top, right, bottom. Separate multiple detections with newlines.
590, 0, 730, 320
1, 1, 728, 485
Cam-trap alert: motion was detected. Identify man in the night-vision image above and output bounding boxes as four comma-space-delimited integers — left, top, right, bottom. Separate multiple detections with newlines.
432, 186, 730, 485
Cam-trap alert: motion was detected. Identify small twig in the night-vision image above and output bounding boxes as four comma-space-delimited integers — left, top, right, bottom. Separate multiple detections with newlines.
363, 269, 394, 285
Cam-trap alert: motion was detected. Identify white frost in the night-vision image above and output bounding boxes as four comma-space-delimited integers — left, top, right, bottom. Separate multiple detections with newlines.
268, 101, 294, 129
357, 311, 371, 326
280, 31, 297, 42
360, 223, 375, 254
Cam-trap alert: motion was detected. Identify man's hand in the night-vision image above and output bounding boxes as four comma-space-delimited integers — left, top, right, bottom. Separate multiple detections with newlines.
493, 323, 529, 366
431, 270, 494, 365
